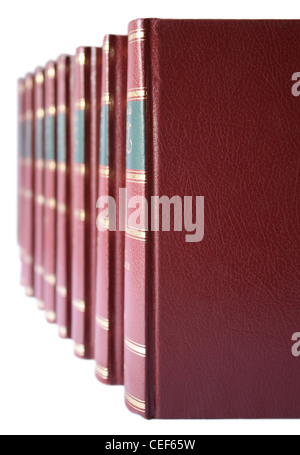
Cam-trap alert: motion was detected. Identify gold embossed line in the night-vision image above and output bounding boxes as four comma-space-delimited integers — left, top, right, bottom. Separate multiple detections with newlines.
45, 160, 56, 171
128, 29, 146, 44
44, 274, 56, 286
47, 105, 56, 116
34, 265, 44, 276
45, 198, 56, 209
74, 209, 86, 221
72, 299, 86, 313
35, 194, 45, 206
58, 104, 66, 114
57, 203, 66, 214
46, 311, 56, 322
57, 286, 67, 297
125, 392, 146, 413
37, 300, 45, 310
58, 162, 67, 173
99, 165, 109, 178
75, 343, 85, 357
76, 98, 86, 110
127, 88, 147, 101
36, 108, 45, 119
35, 73, 44, 84
22, 189, 33, 200
59, 326, 67, 337
96, 364, 109, 380
35, 159, 44, 170
101, 93, 110, 105
76, 53, 85, 65
125, 336, 146, 358
126, 170, 146, 184
96, 316, 109, 331
125, 226, 147, 242
25, 77, 33, 89
47, 67, 56, 79
75, 163, 85, 175
98, 216, 109, 230
25, 287, 34, 297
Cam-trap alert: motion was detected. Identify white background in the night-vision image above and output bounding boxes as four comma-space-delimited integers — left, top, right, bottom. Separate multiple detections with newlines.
0, 0, 299, 436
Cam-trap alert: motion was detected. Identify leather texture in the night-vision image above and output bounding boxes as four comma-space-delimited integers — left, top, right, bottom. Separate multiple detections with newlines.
126, 19, 300, 419
95, 35, 127, 385
56, 55, 72, 338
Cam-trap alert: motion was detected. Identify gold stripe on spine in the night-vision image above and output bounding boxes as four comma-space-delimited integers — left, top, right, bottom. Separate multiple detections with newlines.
57, 286, 67, 297
125, 392, 146, 413
72, 299, 86, 312
127, 88, 147, 101
59, 326, 67, 337
96, 364, 109, 380
101, 93, 110, 105
47, 67, 56, 79
103, 40, 110, 54
36, 108, 45, 119
45, 160, 56, 171
99, 165, 109, 178
25, 77, 33, 89
57, 203, 66, 214
47, 105, 56, 116
18, 81, 25, 93
98, 216, 109, 230
22, 189, 33, 200
34, 265, 44, 275
46, 311, 56, 322
76, 53, 85, 65
75, 344, 85, 356
35, 73, 44, 84
74, 209, 86, 221
36, 159, 44, 169
25, 110, 33, 121
75, 163, 85, 175
58, 163, 67, 173
76, 98, 86, 110
44, 274, 56, 286
37, 300, 45, 310
126, 170, 147, 183
58, 104, 66, 113
125, 336, 146, 358
58, 63, 65, 72
125, 226, 147, 242
35, 194, 45, 206
25, 287, 34, 297
128, 29, 146, 44
45, 198, 56, 209
96, 316, 109, 331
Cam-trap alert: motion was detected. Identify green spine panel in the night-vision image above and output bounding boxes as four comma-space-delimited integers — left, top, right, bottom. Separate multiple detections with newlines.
25, 119, 32, 159
35, 118, 44, 160
100, 105, 109, 166
45, 115, 56, 161
75, 110, 85, 164
126, 100, 145, 171
57, 113, 66, 163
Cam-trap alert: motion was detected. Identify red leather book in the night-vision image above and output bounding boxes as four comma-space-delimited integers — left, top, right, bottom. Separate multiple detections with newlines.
72, 47, 101, 358
17, 78, 25, 252
95, 35, 127, 384
21, 73, 35, 297
56, 55, 72, 338
125, 19, 300, 419
43, 61, 57, 323
33, 67, 45, 310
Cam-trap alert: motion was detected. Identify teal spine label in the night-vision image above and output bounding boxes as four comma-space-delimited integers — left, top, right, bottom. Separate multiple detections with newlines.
126, 101, 145, 171
100, 105, 109, 166
57, 113, 66, 163
35, 118, 44, 160
45, 116, 56, 161
75, 110, 85, 164
25, 119, 32, 159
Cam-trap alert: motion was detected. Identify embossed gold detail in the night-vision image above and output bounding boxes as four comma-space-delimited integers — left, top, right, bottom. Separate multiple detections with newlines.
128, 29, 146, 43
76, 98, 86, 110
75, 343, 85, 356
72, 299, 86, 312
48, 105, 56, 116
125, 392, 146, 412
36, 108, 45, 119
46, 311, 56, 322
57, 286, 67, 297
96, 364, 109, 380
75, 163, 85, 175
35, 194, 45, 206
59, 326, 67, 337
96, 316, 109, 331
101, 93, 110, 105
35, 73, 44, 84
126, 170, 147, 183
127, 88, 147, 101
44, 274, 56, 286
74, 209, 86, 221
99, 165, 109, 178
125, 337, 146, 358
125, 226, 147, 242
47, 67, 56, 79
76, 53, 85, 65
34, 265, 44, 275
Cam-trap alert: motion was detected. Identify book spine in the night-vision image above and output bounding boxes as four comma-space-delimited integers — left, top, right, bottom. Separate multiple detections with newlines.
95, 35, 127, 385
44, 62, 57, 323
124, 20, 149, 417
72, 47, 100, 359
34, 68, 45, 310
17, 78, 25, 252
56, 55, 72, 338
22, 74, 35, 297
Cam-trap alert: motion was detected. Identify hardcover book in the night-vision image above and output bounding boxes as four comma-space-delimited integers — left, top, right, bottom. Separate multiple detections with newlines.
124, 19, 300, 419
21, 73, 35, 297
72, 47, 102, 358
34, 67, 45, 310
43, 61, 57, 323
95, 35, 127, 385
56, 55, 72, 338
17, 78, 25, 251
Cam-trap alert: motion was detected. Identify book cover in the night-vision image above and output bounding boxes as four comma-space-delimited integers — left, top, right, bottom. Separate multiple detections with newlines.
95, 35, 127, 385
125, 19, 300, 419
17, 78, 25, 252
56, 55, 72, 338
43, 61, 57, 323
72, 47, 102, 358
34, 67, 45, 310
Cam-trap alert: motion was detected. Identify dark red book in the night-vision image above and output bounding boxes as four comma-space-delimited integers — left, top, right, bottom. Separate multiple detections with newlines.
56, 55, 72, 338
33, 67, 45, 310
17, 78, 25, 260
72, 47, 102, 358
21, 73, 35, 297
43, 61, 57, 323
125, 19, 300, 419
95, 35, 127, 384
